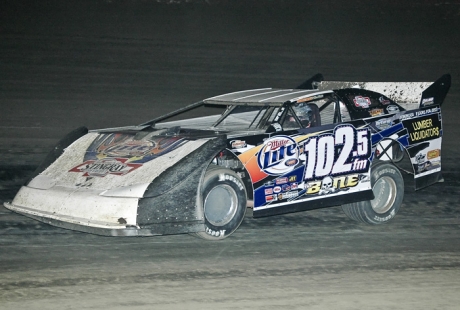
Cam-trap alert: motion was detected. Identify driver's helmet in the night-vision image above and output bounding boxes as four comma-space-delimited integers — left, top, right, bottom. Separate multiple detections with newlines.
292, 102, 312, 127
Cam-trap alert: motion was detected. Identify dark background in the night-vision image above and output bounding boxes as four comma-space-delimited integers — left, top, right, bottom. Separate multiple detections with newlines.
1, 1, 459, 166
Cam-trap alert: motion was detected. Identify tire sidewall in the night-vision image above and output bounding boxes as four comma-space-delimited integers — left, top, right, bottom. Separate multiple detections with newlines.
363, 162, 404, 224
199, 169, 247, 240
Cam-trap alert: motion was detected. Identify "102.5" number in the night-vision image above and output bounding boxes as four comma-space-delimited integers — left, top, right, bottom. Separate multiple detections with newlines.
302, 125, 370, 180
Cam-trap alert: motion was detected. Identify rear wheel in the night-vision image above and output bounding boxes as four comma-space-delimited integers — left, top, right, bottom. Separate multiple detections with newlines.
195, 166, 247, 240
342, 161, 404, 224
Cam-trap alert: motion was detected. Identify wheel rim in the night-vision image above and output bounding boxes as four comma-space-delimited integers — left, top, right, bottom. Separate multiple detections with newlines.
371, 176, 397, 214
204, 184, 238, 226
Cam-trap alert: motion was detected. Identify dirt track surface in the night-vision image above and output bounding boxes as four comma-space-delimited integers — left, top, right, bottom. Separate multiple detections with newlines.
1, 1, 460, 309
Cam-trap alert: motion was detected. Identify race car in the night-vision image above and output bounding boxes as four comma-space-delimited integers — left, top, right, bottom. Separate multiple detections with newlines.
4, 73, 451, 240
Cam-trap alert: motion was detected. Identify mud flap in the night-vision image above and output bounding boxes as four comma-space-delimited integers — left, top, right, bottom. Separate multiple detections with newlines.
415, 171, 443, 190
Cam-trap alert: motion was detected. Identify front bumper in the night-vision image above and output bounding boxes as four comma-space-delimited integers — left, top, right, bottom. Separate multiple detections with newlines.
4, 185, 205, 236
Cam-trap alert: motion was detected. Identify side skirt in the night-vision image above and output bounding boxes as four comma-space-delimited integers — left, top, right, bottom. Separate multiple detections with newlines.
253, 190, 374, 218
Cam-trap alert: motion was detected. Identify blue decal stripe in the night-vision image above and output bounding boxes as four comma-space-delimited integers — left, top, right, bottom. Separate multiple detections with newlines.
397, 135, 410, 147
371, 123, 404, 145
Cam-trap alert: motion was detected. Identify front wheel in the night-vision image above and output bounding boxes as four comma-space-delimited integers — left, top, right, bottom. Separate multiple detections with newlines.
342, 161, 404, 224
194, 166, 247, 240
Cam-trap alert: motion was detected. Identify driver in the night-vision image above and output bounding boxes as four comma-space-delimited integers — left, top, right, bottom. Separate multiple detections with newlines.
291, 102, 312, 127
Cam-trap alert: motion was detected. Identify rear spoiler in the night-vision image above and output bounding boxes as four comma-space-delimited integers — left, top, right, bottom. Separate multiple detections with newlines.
297, 73, 451, 108
418, 74, 451, 108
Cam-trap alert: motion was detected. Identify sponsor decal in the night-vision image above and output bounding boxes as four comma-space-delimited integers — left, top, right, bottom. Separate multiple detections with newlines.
399, 107, 439, 121
278, 191, 299, 200
230, 140, 247, 149
297, 94, 324, 103
104, 140, 155, 158
415, 153, 427, 172
257, 136, 299, 175
273, 107, 286, 122
369, 108, 384, 117
375, 118, 393, 130
427, 149, 440, 160
414, 151, 440, 174
271, 123, 283, 132
285, 158, 299, 167
282, 184, 291, 192
276, 177, 288, 184
386, 105, 400, 114
421, 97, 435, 106
69, 158, 142, 177
306, 174, 360, 195
265, 194, 278, 203
403, 114, 441, 144
400, 113, 414, 121
250, 125, 375, 208
379, 96, 391, 105
87, 133, 185, 164
301, 125, 371, 181
353, 96, 371, 108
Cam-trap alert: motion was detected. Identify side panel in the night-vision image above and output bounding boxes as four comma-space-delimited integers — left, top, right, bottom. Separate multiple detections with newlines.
369, 105, 443, 189
236, 124, 374, 217
234, 105, 443, 217
400, 107, 443, 189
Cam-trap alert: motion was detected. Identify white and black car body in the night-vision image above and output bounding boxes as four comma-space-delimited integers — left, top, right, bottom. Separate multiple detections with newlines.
5, 74, 451, 240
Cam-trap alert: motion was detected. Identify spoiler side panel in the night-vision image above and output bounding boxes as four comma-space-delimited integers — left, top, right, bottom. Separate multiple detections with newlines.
419, 74, 451, 108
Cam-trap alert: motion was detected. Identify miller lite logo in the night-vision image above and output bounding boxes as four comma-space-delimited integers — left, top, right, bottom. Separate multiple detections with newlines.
257, 136, 299, 175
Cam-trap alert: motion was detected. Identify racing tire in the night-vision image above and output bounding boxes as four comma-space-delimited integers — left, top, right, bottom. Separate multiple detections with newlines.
195, 166, 247, 240
342, 161, 404, 224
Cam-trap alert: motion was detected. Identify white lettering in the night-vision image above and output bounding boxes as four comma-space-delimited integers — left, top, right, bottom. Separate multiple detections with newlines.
374, 209, 396, 222
205, 226, 226, 237
219, 174, 244, 190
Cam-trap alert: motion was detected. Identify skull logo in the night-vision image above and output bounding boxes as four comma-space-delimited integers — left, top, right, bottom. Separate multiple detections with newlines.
319, 176, 335, 195
415, 152, 426, 164
415, 152, 430, 173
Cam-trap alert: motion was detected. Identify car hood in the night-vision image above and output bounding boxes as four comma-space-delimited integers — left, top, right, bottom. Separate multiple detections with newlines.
32, 130, 221, 194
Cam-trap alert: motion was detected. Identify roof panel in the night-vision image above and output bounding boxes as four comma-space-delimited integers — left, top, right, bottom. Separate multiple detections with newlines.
204, 88, 321, 105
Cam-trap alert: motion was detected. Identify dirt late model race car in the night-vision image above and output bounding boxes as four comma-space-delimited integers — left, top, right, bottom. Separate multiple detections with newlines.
4, 74, 451, 240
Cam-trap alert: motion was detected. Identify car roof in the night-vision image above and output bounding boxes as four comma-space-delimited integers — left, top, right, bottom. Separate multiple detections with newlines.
203, 88, 330, 106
